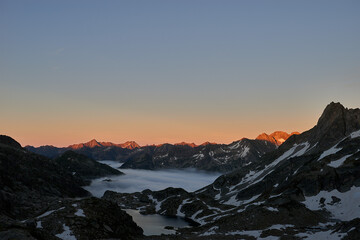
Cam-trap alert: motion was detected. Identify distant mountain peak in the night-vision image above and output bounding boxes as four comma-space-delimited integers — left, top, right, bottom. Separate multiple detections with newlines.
174, 142, 197, 147
68, 139, 101, 149
119, 141, 140, 149
200, 141, 217, 146
87, 139, 101, 147
68, 139, 139, 150
256, 131, 299, 146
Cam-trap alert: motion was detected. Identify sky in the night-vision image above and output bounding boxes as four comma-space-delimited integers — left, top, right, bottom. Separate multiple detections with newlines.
1, 0, 360, 147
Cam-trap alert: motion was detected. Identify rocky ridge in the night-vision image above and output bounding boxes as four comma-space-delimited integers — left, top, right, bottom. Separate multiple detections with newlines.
121, 138, 277, 172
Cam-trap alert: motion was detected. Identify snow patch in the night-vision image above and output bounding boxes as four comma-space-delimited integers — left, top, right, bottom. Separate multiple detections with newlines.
193, 153, 204, 159
295, 230, 346, 240
148, 195, 162, 212
229, 141, 240, 150
37, 207, 65, 219
350, 129, 360, 139
225, 230, 261, 237
176, 198, 192, 217
74, 209, 85, 217
240, 146, 250, 158
36, 221, 42, 228
199, 226, 218, 236
268, 224, 294, 230
55, 224, 77, 240
232, 142, 309, 188
291, 142, 310, 157
327, 154, 353, 168
303, 186, 360, 221
222, 194, 261, 207
265, 207, 278, 212
191, 210, 203, 219
318, 144, 342, 160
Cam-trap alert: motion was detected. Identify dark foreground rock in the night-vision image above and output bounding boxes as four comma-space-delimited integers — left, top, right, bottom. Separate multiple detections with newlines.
54, 150, 123, 181
0, 197, 143, 240
0, 136, 144, 239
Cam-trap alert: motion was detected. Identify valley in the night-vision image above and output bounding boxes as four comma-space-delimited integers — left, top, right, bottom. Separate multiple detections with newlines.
1, 102, 360, 239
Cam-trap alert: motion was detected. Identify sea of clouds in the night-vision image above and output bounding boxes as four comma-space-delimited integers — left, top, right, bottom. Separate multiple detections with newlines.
84, 160, 222, 197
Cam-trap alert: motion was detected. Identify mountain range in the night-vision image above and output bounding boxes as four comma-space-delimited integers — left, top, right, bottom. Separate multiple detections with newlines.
26, 131, 297, 172
1, 102, 359, 239
104, 102, 360, 239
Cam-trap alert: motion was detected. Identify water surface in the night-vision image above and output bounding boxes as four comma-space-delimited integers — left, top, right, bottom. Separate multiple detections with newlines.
124, 209, 189, 236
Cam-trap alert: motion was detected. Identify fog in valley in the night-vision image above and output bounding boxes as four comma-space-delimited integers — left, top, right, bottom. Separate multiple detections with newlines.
85, 160, 222, 197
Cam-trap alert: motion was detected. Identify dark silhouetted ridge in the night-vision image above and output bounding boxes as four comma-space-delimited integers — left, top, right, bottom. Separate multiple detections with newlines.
0, 135, 22, 149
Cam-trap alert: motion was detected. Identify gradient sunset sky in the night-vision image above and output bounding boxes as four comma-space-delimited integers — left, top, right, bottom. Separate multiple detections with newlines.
1, 0, 360, 147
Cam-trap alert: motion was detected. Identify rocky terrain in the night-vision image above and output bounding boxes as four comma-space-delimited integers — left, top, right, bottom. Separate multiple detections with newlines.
121, 138, 277, 172
0, 137, 143, 240
103, 102, 360, 239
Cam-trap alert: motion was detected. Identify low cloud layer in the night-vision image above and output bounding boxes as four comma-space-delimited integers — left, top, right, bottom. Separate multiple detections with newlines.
85, 161, 222, 197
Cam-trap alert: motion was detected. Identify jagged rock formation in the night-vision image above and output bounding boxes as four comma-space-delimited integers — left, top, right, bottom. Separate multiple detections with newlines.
104, 102, 360, 239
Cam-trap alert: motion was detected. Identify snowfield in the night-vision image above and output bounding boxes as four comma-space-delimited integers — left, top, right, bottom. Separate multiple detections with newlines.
303, 186, 360, 221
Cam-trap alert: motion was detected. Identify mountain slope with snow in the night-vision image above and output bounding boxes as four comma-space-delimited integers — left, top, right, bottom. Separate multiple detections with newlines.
121, 138, 277, 172
104, 102, 360, 239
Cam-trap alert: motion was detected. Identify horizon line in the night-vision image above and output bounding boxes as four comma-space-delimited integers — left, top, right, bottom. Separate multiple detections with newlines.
21, 130, 299, 148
